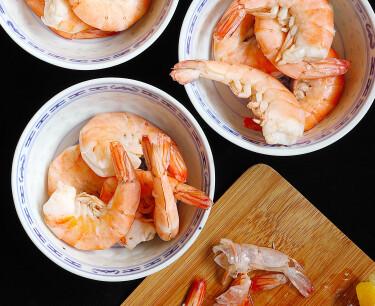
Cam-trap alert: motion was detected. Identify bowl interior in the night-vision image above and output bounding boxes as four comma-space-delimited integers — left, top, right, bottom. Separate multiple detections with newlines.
0, 0, 177, 69
13, 79, 214, 280
179, 0, 375, 154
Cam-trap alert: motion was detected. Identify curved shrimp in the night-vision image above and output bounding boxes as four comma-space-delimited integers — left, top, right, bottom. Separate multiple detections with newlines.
292, 48, 346, 131
79, 112, 187, 182
214, 0, 335, 64
171, 60, 305, 146
118, 212, 156, 249
213, 238, 314, 297
48, 144, 106, 196
68, 0, 151, 32
142, 134, 179, 241
25, 0, 117, 39
213, 1, 279, 77
43, 141, 141, 250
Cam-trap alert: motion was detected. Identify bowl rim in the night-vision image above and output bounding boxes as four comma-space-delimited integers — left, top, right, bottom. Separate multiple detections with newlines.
177, 0, 375, 156
11, 77, 216, 281
0, 0, 179, 70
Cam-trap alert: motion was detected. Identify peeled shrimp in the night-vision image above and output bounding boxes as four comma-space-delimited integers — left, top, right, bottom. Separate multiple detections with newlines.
47, 144, 106, 196
254, 17, 351, 79
171, 60, 305, 146
68, 0, 151, 32
214, 0, 335, 65
118, 212, 156, 249
142, 134, 179, 241
25, 0, 117, 39
79, 112, 187, 182
43, 141, 141, 250
292, 48, 346, 131
213, 238, 314, 297
213, 1, 279, 77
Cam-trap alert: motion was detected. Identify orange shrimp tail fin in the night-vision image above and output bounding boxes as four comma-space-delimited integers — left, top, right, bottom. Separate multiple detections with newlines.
243, 117, 262, 132
142, 135, 171, 177
213, 4, 246, 41
301, 58, 352, 79
184, 279, 207, 306
168, 145, 188, 183
174, 189, 213, 210
110, 141, 136, 182
251, 273, 288, 291
99, 176, 117, 204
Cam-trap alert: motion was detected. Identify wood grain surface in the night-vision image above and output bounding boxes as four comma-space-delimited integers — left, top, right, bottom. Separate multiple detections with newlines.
123, 164, 375, 305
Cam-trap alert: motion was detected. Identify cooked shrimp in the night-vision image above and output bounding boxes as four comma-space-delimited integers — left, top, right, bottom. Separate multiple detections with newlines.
171, 60, 305, 146
251, 273, 287, 291
292, 48, 346, 131
215, 273, 252, 306
25, 0, 117, 39
214, 0, 335, 64
142, 135, 179, 241
48, 144, 106, 196
79, 112, 187, 182
118, 212, 156, 249
68, 0, 151, 32
254, 17, 351, 79
43, 141, 141, 250
184, 279, 207, 306
213, 238, 314, 297
213, 1, 279, 77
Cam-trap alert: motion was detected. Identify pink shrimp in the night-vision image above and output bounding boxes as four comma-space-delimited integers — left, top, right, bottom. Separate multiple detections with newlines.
142, 134, 179, 241
79, 112, 187, 182
43, 141, 141, 250
171, 60, 305, 146
25, 0, 117, 39
68, 0, 151, 32
291, 48, 346, 131
213, 1, 279, 77
213, 238, 314, 297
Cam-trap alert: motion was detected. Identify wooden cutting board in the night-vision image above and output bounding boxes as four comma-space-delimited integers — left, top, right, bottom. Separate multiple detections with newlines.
123, 164, 375, 305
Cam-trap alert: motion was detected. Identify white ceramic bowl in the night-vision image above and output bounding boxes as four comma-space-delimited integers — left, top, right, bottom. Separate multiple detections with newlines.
178, 0, 375, 155
11, 78, 215, 281
0, 0, 178, 70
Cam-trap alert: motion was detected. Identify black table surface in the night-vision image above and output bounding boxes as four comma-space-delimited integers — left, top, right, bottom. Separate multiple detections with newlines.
3, 1, 375, 305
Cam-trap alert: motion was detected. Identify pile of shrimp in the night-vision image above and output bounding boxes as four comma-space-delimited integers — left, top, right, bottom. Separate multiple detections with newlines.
43, 112, 213, 251
25, 0, 151, 39
183, 238, 314, 305
171, 0, 351, 146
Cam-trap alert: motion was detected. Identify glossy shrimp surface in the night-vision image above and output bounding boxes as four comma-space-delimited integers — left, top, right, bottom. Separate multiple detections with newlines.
79, 112, 187, 182
171, 60, 305, 146
142, 135, 179, 241
47, 144, 106, 196
215, 273, 252, 305
184, 278, 207, 306
25, 0, 117, 39
292, 48, 346, 131
69, 0, 151, 32
213, 1, 279, 77
254, 17, 351, 79
215, 0, 335, 65
213, 238, 314, 297
43, 141, 141, 250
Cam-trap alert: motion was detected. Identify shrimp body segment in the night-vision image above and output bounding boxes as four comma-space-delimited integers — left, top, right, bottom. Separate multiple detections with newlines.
213, 238, 314, 297
171, 60, 305, 145
213, 1, 279, 76
69, 0, 151, 32
292, 48, 346, 131
254, 18, 351, 79
79, 112, 187, 182
142, 135, 179, 241
215, 0, 335, 65
43, 142, 141, 250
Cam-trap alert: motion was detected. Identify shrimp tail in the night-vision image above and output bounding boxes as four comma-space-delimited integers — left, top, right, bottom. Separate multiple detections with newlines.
168, 145, 188, 183
300, 58, 352, 79
174, 189, 213, 210
213, 3, 246, 41
283, 265, 314, 297
110, 141, 137, 182
184, 278, 207, 306
251, 273, 288, 291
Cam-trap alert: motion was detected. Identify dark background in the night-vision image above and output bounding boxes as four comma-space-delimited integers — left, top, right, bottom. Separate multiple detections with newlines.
2, 1, 375, 305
